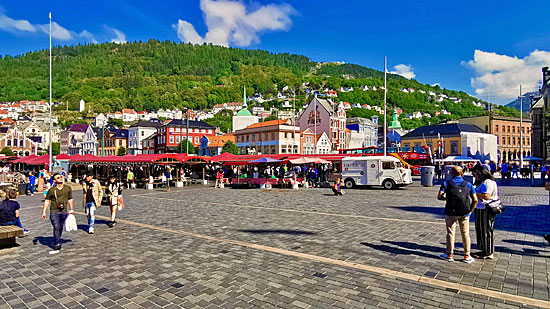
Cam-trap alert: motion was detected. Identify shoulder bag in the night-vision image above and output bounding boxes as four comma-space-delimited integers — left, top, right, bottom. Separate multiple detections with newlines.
485, 198, 505, 215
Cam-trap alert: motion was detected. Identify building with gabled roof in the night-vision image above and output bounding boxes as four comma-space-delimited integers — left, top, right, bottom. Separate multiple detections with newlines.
298, 97, 346, 151
155, 119, 215, 154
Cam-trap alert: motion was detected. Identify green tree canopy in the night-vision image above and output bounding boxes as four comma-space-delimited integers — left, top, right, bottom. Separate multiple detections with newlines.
117, 146, 127, 156
52, 142, 60, 156
177, 140, 196, 154
221, 140, 239, 155
108, 118, 124, 128
0, 147, 14, 156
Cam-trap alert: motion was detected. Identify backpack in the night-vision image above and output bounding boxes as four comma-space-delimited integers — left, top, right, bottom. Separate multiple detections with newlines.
445, 180, 472, 216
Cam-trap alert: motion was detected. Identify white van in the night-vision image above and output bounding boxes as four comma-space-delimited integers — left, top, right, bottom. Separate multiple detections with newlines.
341, 156, 413, 190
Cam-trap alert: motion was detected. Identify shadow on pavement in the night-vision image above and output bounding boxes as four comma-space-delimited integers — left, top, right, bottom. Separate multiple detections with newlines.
77, 219, 111, 232
389, 206, 445, 218
360, 241, 441, 259
237, 229, 316, 236
32, 237, 72, 249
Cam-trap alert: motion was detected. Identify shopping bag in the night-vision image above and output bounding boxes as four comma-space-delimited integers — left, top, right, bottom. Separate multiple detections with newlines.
118, 196, 124, 210
64, 214, 77, 232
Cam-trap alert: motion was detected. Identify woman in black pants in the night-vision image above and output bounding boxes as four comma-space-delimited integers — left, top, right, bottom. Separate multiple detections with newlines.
472, 165, 499, 259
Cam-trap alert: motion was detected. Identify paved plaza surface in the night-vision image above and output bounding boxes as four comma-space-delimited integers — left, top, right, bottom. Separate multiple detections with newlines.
1, 180, 549, 308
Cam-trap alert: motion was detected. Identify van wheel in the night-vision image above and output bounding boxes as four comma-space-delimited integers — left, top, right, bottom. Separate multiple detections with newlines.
344, 179, 355, 189
382, 179, 396, 190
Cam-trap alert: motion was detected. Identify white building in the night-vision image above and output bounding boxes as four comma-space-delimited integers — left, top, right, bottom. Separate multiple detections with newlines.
79, 99, 85, 112
128, 121, 162, 154
122, 109, 138, 122
345, 117, 378, 148
95, 113, 108, 127
82, 125, 98, 155
212, 102, 243, 114
232, 107, 258, 132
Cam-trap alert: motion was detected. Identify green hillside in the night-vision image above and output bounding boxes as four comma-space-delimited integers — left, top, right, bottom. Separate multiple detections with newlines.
0, 40, 519, 129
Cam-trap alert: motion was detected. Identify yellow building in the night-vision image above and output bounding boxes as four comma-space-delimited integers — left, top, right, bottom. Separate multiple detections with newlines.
401, 123, 498, 161
103, 129, 128, 156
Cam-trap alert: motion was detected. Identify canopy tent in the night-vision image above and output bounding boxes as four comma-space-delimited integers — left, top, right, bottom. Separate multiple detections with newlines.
68, 153, 208, 165
523, 156, 544, 161
439, 156, 480, 163
248, 157, 283, 164
288, 157, 331, 165
12, 155, 38, 164
25, 154, 50, 166
55, 154, 71, 160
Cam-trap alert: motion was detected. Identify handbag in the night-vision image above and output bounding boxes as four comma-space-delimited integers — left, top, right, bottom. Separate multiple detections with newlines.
485, 198, 505, 215
118, 196, 124, 210
64, 214, 77, 232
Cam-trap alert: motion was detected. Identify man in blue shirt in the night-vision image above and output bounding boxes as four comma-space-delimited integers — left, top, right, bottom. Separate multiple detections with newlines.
437, 166, 478, 263
27, 172, 36, 196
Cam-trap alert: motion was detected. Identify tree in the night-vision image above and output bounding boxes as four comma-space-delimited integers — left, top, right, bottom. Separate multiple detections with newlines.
177, 140, 195, 154
52, 142, 60, 155
108, 118, 124, 128
0, 147, 14, 156
117, 146, 127, 156
221, 140, 239, 155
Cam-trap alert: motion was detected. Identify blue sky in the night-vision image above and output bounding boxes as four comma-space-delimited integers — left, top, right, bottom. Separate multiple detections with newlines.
1, 0, 549, 104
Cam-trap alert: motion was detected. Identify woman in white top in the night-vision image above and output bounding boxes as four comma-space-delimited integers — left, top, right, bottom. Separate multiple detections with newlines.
472, 164, 499, 259
106, 176, 122, 228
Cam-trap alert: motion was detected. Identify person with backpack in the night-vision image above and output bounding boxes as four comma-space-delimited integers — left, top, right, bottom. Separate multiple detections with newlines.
437, 166, 478, 263
0, 189, 29, 235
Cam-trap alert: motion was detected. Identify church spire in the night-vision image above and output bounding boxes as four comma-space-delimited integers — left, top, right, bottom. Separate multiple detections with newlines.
243, 86, 247, 108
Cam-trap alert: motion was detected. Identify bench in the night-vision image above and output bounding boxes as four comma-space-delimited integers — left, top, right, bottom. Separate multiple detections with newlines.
0, 225, 24, 247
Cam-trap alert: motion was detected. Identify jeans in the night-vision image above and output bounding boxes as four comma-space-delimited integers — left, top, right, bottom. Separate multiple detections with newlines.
0, 217, 23, 228
445, 215, 471, 257
50, 212, 68, 246
85, 202, 96, 230
27, 184, 35, 194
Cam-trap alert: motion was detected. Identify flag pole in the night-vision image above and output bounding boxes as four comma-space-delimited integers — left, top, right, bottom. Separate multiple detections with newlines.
383, 56, 387, 157
48, 12, 53, 170
519, 84, 523, 168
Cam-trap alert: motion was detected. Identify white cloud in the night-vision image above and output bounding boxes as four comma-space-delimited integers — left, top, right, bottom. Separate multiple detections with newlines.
464, 49, 550, 100
175, 0, 296, 47
390, 64, 416, 79
105, 26, 126, 44
0, 9, 103, 43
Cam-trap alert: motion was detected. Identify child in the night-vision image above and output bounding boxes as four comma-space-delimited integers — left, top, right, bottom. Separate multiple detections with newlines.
0, 189, 29, 235
332, 178, 344, 196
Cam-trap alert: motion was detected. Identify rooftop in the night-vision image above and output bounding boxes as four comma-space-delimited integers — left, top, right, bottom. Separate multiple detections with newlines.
402, 123, 485, 139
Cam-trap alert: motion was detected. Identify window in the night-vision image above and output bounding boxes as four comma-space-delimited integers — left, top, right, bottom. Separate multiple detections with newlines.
512, 126, 515, 133
195, 136, 199, 144
252, 134, 256, 142
271, 133, 275, 140
485, 125, 489, 132
404, 143, 410, 147
450, 142, 458, 154
176, 136, 180, 143
414, 143, 421, 147
495, 126, 498, 133
382, 161, 395, 170
507, 136, 511, 145
265, 133, 268, 141
512, 137, 515, 145
246, 135, 249, 141
507, 126, 510, 133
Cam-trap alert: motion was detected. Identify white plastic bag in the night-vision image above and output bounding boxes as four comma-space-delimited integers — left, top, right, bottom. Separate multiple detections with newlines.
64, 214, 77, 232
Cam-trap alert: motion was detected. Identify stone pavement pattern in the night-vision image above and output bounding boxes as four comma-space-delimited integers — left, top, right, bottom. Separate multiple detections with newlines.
0, 181, 549, 308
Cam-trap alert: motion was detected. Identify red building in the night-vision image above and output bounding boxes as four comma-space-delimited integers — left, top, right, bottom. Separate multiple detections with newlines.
155, 119, 215, 153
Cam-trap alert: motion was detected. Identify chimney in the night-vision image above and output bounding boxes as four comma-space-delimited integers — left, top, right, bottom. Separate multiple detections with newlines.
543, 67, 550, 87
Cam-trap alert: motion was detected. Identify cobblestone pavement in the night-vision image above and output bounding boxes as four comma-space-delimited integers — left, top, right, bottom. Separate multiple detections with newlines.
1, 180, 549, 308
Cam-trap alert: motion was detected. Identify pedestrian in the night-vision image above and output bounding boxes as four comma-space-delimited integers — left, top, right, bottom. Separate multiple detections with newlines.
160, 173, 167, 188
511, 163, 519, 179
482, 160, 491, 171
489, 161, 497, 175
435, 164, 441, 180
82, 174, 103, 234
542, 165, 547, 183
215, 169, 224, 188
332, 178, 344, 196
472, 164, 498, 260
437, 166, 478, 263
126, 169, 134, 189
308, 165, 318, 187
0, 189, 30, 235
61, 168, 66, 181
27, 172, 36, 196
106, 176, 122, 228
42, 173, 74, 250
501, 162, 509, 181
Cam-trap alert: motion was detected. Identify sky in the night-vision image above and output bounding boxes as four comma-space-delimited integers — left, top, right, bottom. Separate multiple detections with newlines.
1, 0, 549, 104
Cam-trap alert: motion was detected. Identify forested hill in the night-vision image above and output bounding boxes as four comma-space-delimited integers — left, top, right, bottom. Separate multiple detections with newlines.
0, 40, 519, 129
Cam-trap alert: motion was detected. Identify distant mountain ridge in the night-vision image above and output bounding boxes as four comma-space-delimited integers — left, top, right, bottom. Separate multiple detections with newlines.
505, 91, 538, 113
0, 40, 519, 130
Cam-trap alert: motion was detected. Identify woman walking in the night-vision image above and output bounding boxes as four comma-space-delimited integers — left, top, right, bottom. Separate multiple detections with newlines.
106, 176, 122, 228
472, 164, 499, 259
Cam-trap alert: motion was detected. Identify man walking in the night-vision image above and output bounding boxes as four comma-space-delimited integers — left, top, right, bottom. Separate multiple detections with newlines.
82, 174, 103, 234
42, 173, 73, 250
437, 166, 478, 263
126, 168, 134, 189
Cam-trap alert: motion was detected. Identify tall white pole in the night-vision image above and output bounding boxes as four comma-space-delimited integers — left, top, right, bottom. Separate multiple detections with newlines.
293, 89, 296, 154
383, 56, 387, 157
314, 95, 317, 154
48, 12, 52, 170
519, 84, 523, 167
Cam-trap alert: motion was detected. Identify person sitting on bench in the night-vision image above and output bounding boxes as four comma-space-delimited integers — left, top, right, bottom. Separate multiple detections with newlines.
0, 190, 29, 235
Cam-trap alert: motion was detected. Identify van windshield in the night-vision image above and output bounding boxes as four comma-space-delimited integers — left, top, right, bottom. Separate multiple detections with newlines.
382, 161, 395, 170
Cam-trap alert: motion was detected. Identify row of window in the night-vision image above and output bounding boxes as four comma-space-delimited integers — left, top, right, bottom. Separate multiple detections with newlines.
161, 127, 212, 134
236, 132, 297, 143
495, 124, 530, 134
501, 136, 530, 146
6, 139, 24, 147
